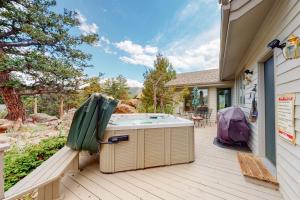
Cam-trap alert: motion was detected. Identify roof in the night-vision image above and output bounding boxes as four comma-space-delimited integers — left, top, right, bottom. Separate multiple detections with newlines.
166, 69, 229, 87
219, 0, 273, 80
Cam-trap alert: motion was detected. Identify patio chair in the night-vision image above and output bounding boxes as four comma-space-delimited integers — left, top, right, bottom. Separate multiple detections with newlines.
204, 108, 213, 127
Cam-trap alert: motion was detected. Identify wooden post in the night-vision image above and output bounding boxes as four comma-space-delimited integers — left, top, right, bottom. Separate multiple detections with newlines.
33, 95, 38, 114
0, 143, 9, 199
59, 95, 64, 120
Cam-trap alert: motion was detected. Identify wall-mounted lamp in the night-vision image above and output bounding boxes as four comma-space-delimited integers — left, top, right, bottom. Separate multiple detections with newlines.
244, 69, 253, 75
244, 69, 253, 85
267, 39, 286, 50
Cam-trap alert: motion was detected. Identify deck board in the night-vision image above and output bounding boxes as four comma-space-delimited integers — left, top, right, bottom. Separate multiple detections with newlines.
62, 126, 283, 200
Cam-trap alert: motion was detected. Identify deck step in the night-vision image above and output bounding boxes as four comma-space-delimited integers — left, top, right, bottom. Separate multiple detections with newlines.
237, 152, 279, 190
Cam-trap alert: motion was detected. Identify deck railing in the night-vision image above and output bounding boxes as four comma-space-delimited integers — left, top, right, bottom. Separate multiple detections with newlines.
0, 143, 9, 199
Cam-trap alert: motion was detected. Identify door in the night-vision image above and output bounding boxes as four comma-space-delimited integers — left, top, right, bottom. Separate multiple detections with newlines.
264, 56, 276, 166
217, 88, 232, 111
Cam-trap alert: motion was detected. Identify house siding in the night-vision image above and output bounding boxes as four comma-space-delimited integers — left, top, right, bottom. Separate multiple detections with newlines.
174, 87, 219, 123
232, 1, 300, 199
208, 87, 217, 122
233, 65, 259, 154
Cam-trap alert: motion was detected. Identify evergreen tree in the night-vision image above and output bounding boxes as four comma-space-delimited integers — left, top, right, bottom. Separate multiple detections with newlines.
83, 77, 102, 98
141, 54, 176, 113
0, 0, 98, 121
102, 75, 129, 100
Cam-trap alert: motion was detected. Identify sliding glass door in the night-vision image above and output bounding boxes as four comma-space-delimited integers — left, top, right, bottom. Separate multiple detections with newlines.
217, 88, 231, 111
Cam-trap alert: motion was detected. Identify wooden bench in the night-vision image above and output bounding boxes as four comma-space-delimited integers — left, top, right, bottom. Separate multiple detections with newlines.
2, 146, 79, 200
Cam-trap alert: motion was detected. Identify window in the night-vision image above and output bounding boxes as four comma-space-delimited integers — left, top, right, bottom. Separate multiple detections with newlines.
184, 88, 208, 111
237, 74, 245, 105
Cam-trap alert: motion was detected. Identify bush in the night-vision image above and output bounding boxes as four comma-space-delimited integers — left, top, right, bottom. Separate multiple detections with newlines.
4, 136, 66, 191
0, 110, 7, 119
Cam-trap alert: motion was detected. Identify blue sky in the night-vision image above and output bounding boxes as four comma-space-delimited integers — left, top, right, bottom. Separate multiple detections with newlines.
56, 0, 220, 87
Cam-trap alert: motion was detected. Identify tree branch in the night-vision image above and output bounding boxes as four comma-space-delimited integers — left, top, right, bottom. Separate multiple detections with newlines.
0, 22, 18, 39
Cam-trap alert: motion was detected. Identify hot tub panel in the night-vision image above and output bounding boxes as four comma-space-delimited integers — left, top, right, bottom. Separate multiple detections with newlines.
99, 126, 194, 173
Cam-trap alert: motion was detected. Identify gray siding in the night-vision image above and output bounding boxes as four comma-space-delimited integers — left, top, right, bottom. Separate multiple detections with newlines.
208, 87, 217, 122
233, 65, 259, 154
232, 1, 300, 199
271, 2, 300, 199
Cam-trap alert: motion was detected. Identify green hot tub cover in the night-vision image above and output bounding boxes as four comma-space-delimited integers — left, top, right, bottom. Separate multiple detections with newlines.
66, 93, 118, 153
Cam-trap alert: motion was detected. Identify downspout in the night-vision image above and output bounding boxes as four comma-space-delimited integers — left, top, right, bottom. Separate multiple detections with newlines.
219, 2, 231, 81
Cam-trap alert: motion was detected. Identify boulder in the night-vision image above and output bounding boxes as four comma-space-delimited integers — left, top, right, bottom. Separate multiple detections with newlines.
127, 99, 139, 108
114, 103, 137, 113
0, 119, 14, 133
30, 113, 58, 123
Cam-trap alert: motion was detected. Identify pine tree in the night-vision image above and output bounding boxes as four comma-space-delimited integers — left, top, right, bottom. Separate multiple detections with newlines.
141, 54, 176, 113
102, 75, 129, 100
0, 0, 98, 121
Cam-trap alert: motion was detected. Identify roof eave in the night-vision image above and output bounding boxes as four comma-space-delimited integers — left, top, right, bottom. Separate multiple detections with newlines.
166, 81, 234, 88
219, 0, 273, 81
219, 3, 230, 82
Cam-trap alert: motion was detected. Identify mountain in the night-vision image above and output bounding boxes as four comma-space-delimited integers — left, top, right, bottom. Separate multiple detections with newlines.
128, 87, 143, 97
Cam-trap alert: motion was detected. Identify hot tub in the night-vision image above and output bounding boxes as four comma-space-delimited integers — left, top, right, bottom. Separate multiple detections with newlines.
99, 113, 195, 173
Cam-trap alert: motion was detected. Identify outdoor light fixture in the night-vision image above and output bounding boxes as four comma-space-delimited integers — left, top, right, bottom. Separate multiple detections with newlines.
244, 69, 253, 75
244, 69, 253, 85
267, 39, 286, 50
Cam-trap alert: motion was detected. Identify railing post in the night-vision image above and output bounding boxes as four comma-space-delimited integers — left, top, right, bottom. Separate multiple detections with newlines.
0, 143, 9, 200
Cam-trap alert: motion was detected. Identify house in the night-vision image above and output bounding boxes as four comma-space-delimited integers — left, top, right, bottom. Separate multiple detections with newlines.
219, 0, 300, 199
166, 69, 233, 121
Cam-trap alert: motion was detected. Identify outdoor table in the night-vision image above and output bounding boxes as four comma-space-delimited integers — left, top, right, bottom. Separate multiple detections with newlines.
192, 116, 203, 127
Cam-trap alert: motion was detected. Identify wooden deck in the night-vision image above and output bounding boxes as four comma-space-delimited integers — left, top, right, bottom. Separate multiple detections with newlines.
61, 126, 283, 200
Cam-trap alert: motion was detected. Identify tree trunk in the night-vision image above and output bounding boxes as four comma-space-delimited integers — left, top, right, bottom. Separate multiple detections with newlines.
0, 87, 25, 121
0, 71, 26, 121
160, 97, 164, 113
33, 95, 38, 114
153, 85, 157, 113
59, 95, 64, 120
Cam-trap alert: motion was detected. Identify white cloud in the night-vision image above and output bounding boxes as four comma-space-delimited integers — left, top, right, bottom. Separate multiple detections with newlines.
76, 11, 99, 35
115, 40, 144, 55
168, 39, 219, 71
164, 23, 220, 72
99, 77, 143, 88
126, 79, 143, 88
115, 40, 158, 67
94, 36, 117, 54
176, 0, 216, 23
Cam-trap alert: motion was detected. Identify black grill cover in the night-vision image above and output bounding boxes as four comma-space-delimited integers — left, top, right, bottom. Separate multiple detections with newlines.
217, 107, 250, 145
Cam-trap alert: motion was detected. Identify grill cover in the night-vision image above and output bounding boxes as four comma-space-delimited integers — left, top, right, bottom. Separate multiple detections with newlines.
217, 107, 250, 145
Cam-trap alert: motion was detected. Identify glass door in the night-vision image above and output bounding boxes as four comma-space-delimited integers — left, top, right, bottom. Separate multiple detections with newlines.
217, 88, 231, 111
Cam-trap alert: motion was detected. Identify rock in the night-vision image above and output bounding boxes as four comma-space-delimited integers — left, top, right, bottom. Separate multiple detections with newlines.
0, 119, 14, 133
127, 99, 139, 108
30, 113, 58, 123
13, 118, 22, 131
114, 103, 137, 113
61, 108, 76, 128
0, 135, 11, 143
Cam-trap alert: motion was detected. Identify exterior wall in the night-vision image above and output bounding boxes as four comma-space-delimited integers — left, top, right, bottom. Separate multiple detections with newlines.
231, 1, 300, 199
208, 87, 217, 122
174, 86, 219, 122
234, 65, 259, 155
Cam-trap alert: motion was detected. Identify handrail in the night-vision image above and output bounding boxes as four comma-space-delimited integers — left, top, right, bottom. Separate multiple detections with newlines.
0, 143, 10, 199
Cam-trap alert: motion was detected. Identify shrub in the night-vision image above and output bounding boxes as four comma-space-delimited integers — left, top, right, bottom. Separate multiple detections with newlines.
4, 136, 66, 191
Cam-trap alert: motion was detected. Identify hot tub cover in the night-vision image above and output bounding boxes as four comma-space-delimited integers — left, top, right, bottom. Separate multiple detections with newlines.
217, 107, 250, 145
66, 93, 118, 153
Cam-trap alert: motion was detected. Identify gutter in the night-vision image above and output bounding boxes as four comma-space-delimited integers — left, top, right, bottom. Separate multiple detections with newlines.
165, 81, 234, 88
219, 2, 230, 81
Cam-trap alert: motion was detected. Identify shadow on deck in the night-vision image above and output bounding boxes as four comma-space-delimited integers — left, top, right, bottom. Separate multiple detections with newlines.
61, 126, 283, 200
